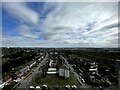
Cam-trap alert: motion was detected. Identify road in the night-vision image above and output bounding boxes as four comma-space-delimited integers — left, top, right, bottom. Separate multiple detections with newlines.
18, 53, 49, 88
60, 55, 90, 88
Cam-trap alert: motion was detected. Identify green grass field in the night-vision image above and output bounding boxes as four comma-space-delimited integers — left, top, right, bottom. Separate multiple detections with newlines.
32, 73, 77, 85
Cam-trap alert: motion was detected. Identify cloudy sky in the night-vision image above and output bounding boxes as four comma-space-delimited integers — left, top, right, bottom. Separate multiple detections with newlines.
2, 2, 119, 48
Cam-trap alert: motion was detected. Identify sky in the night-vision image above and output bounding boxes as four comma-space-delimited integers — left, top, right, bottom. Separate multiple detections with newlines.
2, 2, 119, 48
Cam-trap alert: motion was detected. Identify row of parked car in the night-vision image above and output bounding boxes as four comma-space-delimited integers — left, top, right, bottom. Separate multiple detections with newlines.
29, 85, 48, 90
29, 84, 78, 90
65, 85, 77, 90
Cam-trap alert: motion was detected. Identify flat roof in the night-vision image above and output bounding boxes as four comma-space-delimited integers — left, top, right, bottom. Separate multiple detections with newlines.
89, 68, 97, 71
48, 68, 57, 71
47, 72, 57, 74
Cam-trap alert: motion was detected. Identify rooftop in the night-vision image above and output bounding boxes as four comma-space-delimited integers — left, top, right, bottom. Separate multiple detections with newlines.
48, 68, 57, 71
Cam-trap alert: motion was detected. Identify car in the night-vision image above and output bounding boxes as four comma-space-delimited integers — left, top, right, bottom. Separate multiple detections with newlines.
42, 84, 48, 89
29, 86, 35, 90
79, 76, 82, 79
77, 79, 82, 85
73, 85, 77, 88
71, 85, 77, 90
99, 86, 103, 89
21, 76, 25, 79
81, 78, 85, 83
65, 85, 71, 90
36, 86, 41, 90
106, 88, 110, 90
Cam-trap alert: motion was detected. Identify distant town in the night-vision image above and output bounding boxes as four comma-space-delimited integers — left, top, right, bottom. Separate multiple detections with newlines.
0, 47, 120, 90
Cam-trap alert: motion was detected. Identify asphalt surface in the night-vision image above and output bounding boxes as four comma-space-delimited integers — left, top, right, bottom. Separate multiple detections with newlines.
18, 53, 49, 88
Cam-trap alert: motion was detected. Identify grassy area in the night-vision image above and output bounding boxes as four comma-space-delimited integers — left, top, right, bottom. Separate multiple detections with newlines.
32, 73, 77, 85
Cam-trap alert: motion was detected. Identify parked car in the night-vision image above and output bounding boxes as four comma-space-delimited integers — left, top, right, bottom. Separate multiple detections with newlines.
42, 84, 48, 89
99, 86, 103, 89
81, 78, 85, 83
71, 85, 77, 90
65, 85, 71, 90
29, 86, 35, 90
36, 86, 41, 90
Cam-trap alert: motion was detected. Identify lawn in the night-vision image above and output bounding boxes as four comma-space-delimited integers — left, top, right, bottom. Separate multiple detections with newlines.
32, 73, 77, 86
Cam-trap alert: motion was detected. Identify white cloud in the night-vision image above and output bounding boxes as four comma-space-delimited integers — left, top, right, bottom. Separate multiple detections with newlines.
3, 2, 39, 25
2, 0, 120, 2
2, 35, 41, 47
2, 2, 119, 48
16, 24, 39, 39
39, 2, 118, 47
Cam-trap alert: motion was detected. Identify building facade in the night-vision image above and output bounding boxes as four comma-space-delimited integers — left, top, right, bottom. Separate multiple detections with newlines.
59, 65, 69, 79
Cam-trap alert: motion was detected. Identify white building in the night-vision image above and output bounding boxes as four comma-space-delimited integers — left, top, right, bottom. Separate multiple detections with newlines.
59, 65, 69, 79
47, 68, 57, 75
65, 69, 69, 79
48, 68, 57, 71
59, 68, 64, 77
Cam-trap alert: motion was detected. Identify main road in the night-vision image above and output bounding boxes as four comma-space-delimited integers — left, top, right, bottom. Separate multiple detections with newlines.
18, 53, 49, 88
60, 55, 90, 88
